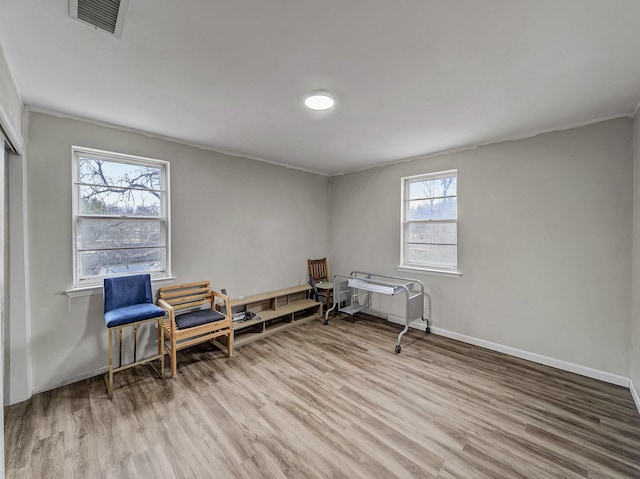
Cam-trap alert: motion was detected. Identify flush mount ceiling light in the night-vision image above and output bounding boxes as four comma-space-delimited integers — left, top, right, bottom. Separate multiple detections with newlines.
304, 91, 335, 111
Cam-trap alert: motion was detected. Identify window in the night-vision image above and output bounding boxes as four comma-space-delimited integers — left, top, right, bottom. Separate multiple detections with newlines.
401, 170, 457, 272
72, 146, 170, 288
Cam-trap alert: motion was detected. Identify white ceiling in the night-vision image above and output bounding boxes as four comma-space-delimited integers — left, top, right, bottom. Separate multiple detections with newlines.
2, 1, 640, 175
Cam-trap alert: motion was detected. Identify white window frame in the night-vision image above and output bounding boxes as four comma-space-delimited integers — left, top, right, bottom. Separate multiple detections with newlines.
399, 169, 460, 277
71, 146, 171, 289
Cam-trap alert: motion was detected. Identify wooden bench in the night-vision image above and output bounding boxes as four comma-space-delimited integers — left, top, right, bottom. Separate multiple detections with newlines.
157, 281, 232, 378
229, 285, 321, 348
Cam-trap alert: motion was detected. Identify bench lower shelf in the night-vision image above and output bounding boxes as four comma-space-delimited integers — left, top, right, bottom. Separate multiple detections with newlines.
228, 312, 321, 348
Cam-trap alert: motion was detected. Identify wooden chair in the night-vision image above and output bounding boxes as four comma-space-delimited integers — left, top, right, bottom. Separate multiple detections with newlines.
103, 274, 165, 398
308, 258, 333, 313
157, 281, 232, 378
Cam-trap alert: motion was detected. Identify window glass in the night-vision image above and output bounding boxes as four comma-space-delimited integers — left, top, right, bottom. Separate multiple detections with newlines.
408, 177, 457, 199
402, 171, 457, 270
73, 148, 170, 287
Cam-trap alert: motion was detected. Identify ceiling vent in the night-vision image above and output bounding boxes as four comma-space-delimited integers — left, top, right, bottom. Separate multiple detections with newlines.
69, 0, 129, 37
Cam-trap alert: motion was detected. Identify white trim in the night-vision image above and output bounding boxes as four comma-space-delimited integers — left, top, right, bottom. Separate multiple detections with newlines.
28, 107, 634, 178
30, 365, 106, 397
400, 170, 458, 272
20, 315, 640, 405
25, 107, 635, 178
396, 265, 462, 278
7, 151, 33, 405
333, 112, 635, 176
631, 378, 640, 414
71, 146, 172, 289
0, 43, 25, 155
72, 145, 170, 168
65, 285, 101, 299
65, 275, 177, 298
402, 169, 458, 182
8, 391, 30, 406
387, 315, 629, 387
0, 96, 25, 155
26, 106, 330, 176
30, 347, 162, 397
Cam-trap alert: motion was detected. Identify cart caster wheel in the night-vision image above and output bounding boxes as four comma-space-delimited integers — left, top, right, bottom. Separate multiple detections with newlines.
323, 319, 328, 325
426, 326, 431, 334
395, 345, 401, 353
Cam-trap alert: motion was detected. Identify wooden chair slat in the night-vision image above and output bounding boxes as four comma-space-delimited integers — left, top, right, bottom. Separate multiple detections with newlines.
308, 258, 329, 281
159, 280, 210, 290
170, 299, 211, 311
162, 293, 210, 305
159, 286, 210, 299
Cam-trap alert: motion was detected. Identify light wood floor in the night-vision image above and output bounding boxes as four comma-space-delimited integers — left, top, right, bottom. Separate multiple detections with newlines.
5, 315, 640, 478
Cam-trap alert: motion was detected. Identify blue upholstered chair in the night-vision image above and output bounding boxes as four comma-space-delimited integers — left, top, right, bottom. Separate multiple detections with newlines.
103, 274, 166, 398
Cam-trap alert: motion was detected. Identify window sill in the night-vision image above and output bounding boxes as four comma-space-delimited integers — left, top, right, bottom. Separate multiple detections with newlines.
396, 266, 462, 278
64, 276, 177, 298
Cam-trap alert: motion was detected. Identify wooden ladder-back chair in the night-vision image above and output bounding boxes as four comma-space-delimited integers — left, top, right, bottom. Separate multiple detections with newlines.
157, 280, 232, 378
308, 258, 333, 313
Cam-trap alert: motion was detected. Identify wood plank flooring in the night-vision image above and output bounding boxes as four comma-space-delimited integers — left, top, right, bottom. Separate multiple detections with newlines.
5, 315, 640, 478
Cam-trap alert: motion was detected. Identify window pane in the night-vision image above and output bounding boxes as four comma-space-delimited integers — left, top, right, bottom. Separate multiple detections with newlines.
405, 244, 457, 268
409, 176, 456, 200
78, 247, 166, 278
79, 157, 161, 190
407, 222, 457, 245
73, 148, 170, 287
78, 219, 164, 249
408, 197, 456, 220
79, 185, 162, 216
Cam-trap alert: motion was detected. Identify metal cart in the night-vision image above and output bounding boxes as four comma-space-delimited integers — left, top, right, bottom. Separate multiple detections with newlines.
324, 271, 431, 353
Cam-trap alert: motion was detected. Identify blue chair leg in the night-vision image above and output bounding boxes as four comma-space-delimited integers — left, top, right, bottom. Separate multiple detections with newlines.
104, 316, 165, 399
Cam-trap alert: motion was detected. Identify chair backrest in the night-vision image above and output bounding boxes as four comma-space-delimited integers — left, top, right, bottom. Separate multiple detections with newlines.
158, 281, 212, 313
104, 274, 153, 313
308, 258, 329, 282
309, 274, 318, 301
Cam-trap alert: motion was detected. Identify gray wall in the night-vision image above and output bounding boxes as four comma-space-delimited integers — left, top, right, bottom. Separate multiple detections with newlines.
330, 118, 633, 377
14, 111, 640, 396
25, 111, 330, 392
632, 114, 640, 393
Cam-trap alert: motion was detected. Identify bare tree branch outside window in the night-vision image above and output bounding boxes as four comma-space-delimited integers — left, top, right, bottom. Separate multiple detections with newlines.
75, 154, 168, 283
403, 172, 457, 269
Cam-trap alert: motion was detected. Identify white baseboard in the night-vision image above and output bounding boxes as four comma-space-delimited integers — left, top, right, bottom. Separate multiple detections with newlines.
24, 318, 640, 411
387, 315, 629, 387
9, 391, 31, 406
631, 378, 640, 414
30, 366, 109, 397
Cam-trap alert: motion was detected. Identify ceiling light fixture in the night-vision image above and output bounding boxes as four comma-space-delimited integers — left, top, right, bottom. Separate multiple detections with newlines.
304, 91, 335, 111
